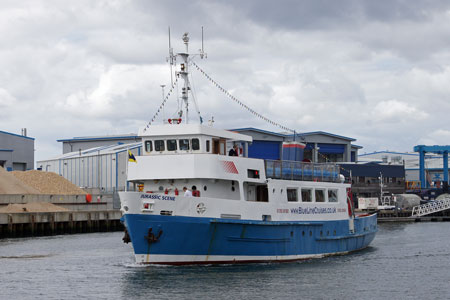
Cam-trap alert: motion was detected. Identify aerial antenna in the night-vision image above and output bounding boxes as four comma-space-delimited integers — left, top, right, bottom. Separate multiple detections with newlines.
199, 26, 207, 59
167, 26, 175, 85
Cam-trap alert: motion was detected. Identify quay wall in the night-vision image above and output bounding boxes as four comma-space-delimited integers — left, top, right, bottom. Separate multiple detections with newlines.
0, 193, 123, 238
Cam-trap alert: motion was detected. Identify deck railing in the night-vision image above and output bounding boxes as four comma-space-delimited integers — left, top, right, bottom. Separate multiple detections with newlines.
264, 160, 340, 183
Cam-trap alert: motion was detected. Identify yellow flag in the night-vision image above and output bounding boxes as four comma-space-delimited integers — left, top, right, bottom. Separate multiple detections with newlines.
128, 150, 137, 163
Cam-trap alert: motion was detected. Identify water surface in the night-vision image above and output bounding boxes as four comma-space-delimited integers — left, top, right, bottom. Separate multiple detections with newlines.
1, 222, 449, 299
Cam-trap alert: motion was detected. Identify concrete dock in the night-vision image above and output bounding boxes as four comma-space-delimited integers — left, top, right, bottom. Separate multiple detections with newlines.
0, 193, 123, 238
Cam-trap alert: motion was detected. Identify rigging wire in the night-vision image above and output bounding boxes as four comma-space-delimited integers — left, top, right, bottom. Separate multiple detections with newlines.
191, 61, 295, 134
187, 67, 203, 123
143, 75, 179, 131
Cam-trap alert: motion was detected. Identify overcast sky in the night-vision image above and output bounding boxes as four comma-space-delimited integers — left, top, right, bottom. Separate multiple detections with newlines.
2, 0, 450, 163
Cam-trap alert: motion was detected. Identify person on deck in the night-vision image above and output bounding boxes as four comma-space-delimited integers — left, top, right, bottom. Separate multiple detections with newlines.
183, 187, 193, 197
228, 144, 238, 156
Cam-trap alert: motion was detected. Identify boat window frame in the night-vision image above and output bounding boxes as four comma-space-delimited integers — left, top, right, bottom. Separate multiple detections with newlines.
144, 140, 153, 153
192, 138, 200, 151
301, 188, 312, 202
287, 188, 298, 202
315, 189, 326, 203
154, 140, 165, 152
179, 139, 190, 151
167, 139, 177, 151
328, 189, 338, 203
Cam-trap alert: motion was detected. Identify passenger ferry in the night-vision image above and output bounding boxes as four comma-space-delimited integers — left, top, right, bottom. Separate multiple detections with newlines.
119, 32, 377, 265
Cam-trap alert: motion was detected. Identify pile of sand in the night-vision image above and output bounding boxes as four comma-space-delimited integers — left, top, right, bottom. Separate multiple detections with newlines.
0, 202, 69, 213
11, 170, 87, 195
0, 166, 40, 194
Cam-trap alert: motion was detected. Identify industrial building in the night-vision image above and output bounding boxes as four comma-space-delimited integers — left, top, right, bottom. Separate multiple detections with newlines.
339, 162, 406, 198
38, 127, 362, 192
57, 134, 140, 154
358, 151, 446, 187
0, 129, 34, 171
232, 128, 361, 163
37, 143, 141, 193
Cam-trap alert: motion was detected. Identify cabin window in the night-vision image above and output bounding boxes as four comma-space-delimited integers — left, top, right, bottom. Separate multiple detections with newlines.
167, 139, 177, 151
315, 189, 325, 202
145, 141, 153, 152
287, 188, 298, 202
206, 140, 210, 152
247, 169, 260, 179
155, 140, 165, 151
301, 188, 312, 202
328, 189, 338, 202
179, 139, 190, 150
192, 138, 200, 150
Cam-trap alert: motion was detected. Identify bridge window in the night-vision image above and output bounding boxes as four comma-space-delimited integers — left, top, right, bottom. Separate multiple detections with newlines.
287, 188, 298, 202
192, 138, 200, 150
167, 139, 177, 151
179, 139, 190, 150
145, 141, 153, 152
155, 140, 165, 151
328, 189, 338, 202
301, 188, 312, 202
315, 189, 325, 202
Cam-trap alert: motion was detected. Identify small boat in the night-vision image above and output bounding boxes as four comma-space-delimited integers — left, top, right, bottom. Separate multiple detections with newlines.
119, 32, 377, 265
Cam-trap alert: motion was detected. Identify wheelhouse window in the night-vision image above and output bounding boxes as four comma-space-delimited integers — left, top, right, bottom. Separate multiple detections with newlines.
167, 139, 177, 151
179, 139, 190, 150
192, 138, 200, 150
328, 189, 338, 202
315, 189, 325, 202
144, 141, 152, 152
206, 140, 210, 152
301, 188, 312, 202
287, 188, 298, 202
155, 140, 165, 151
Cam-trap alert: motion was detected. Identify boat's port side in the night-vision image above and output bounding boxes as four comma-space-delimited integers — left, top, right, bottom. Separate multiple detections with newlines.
123, 213, 377, 265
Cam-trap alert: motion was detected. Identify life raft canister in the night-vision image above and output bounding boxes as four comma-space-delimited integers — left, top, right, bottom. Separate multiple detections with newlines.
85, 194, 92, 203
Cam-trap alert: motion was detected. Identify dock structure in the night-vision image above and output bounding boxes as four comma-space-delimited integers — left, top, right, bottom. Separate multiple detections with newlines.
0, 194, 123, 238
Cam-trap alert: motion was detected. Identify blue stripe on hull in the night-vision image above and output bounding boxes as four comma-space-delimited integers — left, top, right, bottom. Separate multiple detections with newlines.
123, 214, 377, 263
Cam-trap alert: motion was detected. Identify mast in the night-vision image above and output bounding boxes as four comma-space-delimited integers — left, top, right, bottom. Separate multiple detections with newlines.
179, 33, 190, 124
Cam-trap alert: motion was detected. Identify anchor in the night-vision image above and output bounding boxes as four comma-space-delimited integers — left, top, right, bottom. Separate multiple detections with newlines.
122, 228, 131, 244
145, 227, 163, 244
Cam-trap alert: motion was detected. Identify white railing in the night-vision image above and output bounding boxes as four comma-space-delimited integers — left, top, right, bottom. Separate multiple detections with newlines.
411, 197, 450, 217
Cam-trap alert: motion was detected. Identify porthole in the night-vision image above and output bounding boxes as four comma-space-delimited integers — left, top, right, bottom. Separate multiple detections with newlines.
159, 186, 164, 191
203, 186, 207, 191
231, 187, 235, 192
273, 188, 276, 193
290, 231, 294, 237
302, 231, 305, 236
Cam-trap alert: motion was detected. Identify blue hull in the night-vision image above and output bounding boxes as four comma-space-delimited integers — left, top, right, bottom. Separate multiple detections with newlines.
123, 214, 377, 265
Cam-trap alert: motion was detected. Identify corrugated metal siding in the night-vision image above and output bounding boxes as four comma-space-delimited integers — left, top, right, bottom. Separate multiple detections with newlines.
248, 141, 281, 160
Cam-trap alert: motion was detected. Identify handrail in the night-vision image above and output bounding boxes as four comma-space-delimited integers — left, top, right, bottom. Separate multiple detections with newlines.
264, 160, 340, 183
411, 197, 450, 217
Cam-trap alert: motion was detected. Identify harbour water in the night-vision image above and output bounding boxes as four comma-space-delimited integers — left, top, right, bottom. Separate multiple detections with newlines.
1, 222, 449, 300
